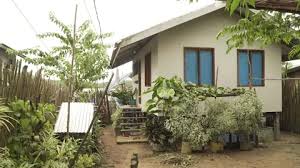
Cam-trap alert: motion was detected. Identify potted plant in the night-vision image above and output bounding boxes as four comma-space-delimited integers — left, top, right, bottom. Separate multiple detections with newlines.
204, 99, 237, 153
165, 99, 211, 154
111, 108, 122, 136
111, 83, 135, 105
209, 139, 224, 153
232, 90, 263, 151
145, 114, 177, 152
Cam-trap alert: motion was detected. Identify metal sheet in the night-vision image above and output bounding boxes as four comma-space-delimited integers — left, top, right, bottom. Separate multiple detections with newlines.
54, 102, 94, 133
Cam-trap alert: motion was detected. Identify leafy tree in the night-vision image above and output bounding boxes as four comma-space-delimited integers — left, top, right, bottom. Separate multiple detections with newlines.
17, 13, 110, 94
217, 11, 300, 59
186, 1, 300, 58
186, 0, 300, 16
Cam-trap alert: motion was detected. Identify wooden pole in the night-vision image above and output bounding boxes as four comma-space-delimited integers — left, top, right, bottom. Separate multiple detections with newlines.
69, 73, 114, 168
67, 4, 78, 137
248, 51, 253, 89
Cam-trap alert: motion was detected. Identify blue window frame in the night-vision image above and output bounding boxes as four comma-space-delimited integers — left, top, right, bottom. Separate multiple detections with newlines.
238, 50, 264, 86
184, 48, 214, 85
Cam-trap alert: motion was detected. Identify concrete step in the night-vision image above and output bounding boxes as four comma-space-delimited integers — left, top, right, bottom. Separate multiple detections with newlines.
120, 123, 145, 126
120, 128, 143, 132
120, 117, 147, 120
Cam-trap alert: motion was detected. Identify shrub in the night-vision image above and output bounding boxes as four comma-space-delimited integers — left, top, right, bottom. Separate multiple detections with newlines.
1, 99, 104, 168
144, 76, 245, 115
111, 107, 122, 129
0, 100, 16, 132
233, 90, 263, 134
111, 83, 135, 105
0, 147, 17, 168
145, 114, 178, 151
7, 100, 56, 159
144, 76, 187, 114
75, 154, 95, 168
165, 99, 211, 146
204, 99, 237, 142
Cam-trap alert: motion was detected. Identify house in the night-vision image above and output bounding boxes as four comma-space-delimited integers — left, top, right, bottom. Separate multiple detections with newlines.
110, 2, 283, 137
284, 60, 300, 78
0, 43, 17, 67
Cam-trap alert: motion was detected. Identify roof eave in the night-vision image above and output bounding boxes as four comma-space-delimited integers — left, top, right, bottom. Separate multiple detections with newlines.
110, 2, 226, 68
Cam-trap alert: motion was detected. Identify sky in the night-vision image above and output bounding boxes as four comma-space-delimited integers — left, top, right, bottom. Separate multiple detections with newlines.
0, 0, 214, 78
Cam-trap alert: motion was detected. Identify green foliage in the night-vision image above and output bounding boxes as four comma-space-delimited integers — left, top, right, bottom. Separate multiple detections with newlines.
111, 83, 136, 105
75, 154, 95, 168
111, 107, 122, 129
0, 100, 16, 132
187, 0, 256, 17
144, 76, 187, 114
165, 91, 262, 146
204, 99, 237, 141
233, 90, 263, 133
217, 11, 300, 58
15, 13, 110, 93
7, 100, 56, 159
145, 76, 245, 115
165, 99, 211, 146
145, 114, 178, 150
1, 99, 103, 167
0, 147, 17, 168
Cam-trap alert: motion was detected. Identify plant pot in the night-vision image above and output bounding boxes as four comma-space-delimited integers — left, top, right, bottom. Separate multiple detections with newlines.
209, 141, 224, 153
114, 127, 121, 136
181, 141, 192, 154
239, 133, 253, 151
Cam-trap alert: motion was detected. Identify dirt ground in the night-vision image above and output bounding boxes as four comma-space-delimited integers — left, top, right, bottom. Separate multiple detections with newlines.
100, 126, 300, 168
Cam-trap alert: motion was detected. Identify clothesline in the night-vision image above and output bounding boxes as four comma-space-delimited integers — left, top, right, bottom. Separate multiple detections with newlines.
252, 77, 300, 81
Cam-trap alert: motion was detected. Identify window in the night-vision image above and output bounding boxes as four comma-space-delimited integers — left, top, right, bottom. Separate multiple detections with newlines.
238, 49, 264, 86
184, 48, 214, 85
145, 53, 151, 86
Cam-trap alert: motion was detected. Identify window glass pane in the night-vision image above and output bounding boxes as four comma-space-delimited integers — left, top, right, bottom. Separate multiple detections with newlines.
251, 51, 263, 85
238, 51, 249, 86
185, 49, 198, 84
200, 50, 213, 85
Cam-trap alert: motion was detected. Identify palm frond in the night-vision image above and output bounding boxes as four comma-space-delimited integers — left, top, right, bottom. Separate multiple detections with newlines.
0, 101, 17, 132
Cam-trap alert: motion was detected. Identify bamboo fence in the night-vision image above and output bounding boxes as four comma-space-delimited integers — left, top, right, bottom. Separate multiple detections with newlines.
0, 60, 68, 146
0, 60, 68, 106
281, 80, 300, 133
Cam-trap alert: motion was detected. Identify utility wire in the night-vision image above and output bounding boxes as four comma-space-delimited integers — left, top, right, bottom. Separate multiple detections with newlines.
253, 77, 300, 81
93, 0, 103, 44
10, 0, 50, 51
83, 0, 97, 31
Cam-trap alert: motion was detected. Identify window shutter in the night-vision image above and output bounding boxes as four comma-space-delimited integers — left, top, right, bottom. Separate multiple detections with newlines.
238, 51, 249, 86
251, 51, 263, 86
184, 49, 198, 84
145, 53, 151, 86
200, 50, 213, 85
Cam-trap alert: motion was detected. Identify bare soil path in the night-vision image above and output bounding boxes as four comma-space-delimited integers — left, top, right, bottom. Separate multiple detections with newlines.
99, 126, 153, 168
100, 127, 300, 168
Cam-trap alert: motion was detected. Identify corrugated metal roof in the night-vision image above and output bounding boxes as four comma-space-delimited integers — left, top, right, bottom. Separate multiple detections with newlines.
54, 102, 94, 134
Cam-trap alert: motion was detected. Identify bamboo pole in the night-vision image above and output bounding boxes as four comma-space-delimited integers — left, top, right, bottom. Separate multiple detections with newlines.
69, 73, 114, 168
67, 4, 78, 137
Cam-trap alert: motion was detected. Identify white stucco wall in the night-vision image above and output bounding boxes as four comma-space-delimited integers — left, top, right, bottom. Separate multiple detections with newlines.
133, 37, 159, 105
137, 9, 282, 113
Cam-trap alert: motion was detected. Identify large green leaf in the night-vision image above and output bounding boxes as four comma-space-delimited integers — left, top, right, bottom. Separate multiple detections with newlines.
157, 88, 175, 99
230, 0, 240, 15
